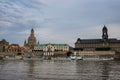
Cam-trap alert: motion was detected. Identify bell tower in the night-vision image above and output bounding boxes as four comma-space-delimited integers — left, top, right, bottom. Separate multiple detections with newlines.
102, 25, 109, 46
102, 25, 108, 40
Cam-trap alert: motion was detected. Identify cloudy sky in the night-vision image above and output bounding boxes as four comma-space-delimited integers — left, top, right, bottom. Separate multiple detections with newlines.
0, 0, 120, 47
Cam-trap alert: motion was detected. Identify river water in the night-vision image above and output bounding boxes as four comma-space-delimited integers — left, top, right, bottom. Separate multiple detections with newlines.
0, 60, 120, 80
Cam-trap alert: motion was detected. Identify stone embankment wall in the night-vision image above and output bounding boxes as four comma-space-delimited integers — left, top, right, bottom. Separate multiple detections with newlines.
0, 51, 117, 58
0, 51, 68, 57
75, 51, 115, 55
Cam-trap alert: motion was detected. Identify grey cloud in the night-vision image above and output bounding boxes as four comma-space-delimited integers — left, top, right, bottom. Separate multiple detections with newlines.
0, 0, 120, 46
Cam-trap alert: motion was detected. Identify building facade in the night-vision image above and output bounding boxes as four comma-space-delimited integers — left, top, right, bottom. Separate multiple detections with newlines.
33, 43, 72, 56
75, 26, 120, 52
7, 44, 21, 52
34, 43, 70, 52
0, 39, 9, 52
24, 28, 37, 49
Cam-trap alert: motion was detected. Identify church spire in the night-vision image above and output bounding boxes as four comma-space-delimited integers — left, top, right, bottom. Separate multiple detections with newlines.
24, 39, 27, 46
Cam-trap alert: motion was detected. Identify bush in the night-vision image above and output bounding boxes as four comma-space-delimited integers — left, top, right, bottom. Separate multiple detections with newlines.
95, 47, 111, 51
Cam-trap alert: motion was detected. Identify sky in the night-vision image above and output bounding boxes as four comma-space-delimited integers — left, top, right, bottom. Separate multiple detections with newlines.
0, 0, 120, 47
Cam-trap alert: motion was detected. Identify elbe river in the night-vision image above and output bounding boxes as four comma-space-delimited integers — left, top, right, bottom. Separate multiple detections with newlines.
0, 60, 120, 80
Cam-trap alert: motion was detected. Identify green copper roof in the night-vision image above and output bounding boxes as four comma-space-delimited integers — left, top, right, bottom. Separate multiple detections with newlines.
53, 44, 68, 46
34, 44, 69, 46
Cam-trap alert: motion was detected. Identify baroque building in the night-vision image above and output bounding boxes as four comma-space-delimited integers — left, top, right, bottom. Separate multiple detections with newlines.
24, 28, 37, 49
7, 44, 21, 52
75, 25, 120, 52
34, 43, 70, 52
33, 43, 72, 56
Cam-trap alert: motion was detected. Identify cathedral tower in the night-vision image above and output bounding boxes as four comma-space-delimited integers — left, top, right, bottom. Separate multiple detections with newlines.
28, 28, 37, 47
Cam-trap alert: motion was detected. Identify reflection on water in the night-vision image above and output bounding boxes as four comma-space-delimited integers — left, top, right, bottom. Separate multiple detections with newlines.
0, 60, 120, 80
